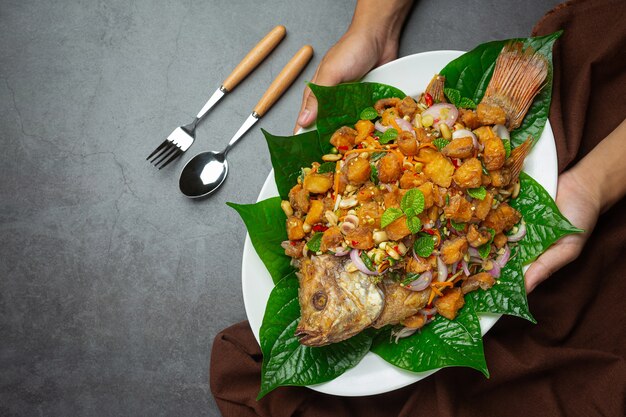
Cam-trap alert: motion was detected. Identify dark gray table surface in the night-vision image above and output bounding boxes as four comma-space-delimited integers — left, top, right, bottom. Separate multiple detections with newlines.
1, 1, 561, 415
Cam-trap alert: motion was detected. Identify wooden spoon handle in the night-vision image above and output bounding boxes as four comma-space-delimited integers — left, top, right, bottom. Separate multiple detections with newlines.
253, 45, 314, 117
221, 25, 286, 92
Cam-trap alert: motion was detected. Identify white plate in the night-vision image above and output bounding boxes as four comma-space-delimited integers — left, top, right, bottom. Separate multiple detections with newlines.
241, 51, 558, 397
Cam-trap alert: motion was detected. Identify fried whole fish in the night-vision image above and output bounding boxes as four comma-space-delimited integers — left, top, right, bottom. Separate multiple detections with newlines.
295, 255, 385, 346
372, 278, 430, 328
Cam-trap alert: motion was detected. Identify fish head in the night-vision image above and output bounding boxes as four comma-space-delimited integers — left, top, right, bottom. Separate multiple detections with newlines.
295, 255, 384, 347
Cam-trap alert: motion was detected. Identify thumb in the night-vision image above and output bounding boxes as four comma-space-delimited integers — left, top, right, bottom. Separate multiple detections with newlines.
524, 236, 582, 293
294, 64, 347, 133
294, 86, 317, 133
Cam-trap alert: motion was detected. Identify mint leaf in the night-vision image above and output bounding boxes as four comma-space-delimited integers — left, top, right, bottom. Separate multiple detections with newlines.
371, 151, 386, 162
433, 138, 450, 150
360, 106, 378, 120
414, 236, 435, 257
401, 188, 425, 215
444, 88, 461, 106
478, 228, 496, 259
381, 208, 404, 229
502, 139, 512, 159
370, 164, 379, 185
467, 186, 487, 200
458, 97, 477, 109
317, 161, 336, 174
306, 232, 324, 252
450, 220, 466, 231
407, 216, 422, 234
380, 128, 398, 144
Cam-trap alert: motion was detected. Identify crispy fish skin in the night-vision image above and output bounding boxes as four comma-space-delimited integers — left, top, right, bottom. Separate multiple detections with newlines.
371, 278, 430, 329
295, 255, 384, 347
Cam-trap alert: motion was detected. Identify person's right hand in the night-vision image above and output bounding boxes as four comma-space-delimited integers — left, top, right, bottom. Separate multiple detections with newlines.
293, 28, 399, 133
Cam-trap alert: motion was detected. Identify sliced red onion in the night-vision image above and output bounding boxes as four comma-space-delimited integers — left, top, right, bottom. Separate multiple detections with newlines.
422, 103, 459, 128
350, 249, 380, 276
468, 247, 480, 258
395, 117, 415, 134
392, 326, 418, 343
461, 259, 471, 276
488, 261, 502, 278
374, 120, 391, 133
507, 222, 527, 242
420, 306, 438, 316
493, 124, 510, 139
451, 261, 458, 275
436, 256, 448, 282
452, 128, 480, 150
280, 240, 292, 251
333, 247, 350, 257
406, 270, 433, 292
495, 244, 511, 268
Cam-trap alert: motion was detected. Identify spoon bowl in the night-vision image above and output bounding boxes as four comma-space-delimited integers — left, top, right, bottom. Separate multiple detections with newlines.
177, 45, 313, 198
179, 151, 229, 198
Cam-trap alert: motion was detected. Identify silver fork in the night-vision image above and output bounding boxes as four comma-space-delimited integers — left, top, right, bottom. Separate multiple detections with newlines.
147, 25, 286, 169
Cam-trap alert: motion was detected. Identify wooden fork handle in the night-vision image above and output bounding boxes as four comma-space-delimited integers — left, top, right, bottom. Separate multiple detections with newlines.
221, 25, 286, 92
253, 45, 314, 117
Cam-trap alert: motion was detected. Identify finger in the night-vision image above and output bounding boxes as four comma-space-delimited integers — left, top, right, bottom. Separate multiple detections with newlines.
524, 237, 582, 293
294, 63, 346, 132
294, 67, 320, 133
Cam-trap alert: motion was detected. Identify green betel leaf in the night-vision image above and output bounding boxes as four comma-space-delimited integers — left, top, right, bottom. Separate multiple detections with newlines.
381, 208, 404, 229
401, 189, 425, 214
469, 253, 535, 322
227, 198, 294, 284
309, 82, 406, 152
263, 129, 324, 199
440, 31, 562, 147
371, 297, 489, 376
258, 275, 374, 398
510, 172, 582, 265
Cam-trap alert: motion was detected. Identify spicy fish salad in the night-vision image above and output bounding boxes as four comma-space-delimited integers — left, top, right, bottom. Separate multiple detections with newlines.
280, 43, 547, 347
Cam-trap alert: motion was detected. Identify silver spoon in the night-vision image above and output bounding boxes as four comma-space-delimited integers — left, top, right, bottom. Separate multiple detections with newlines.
179, 45, 313, 198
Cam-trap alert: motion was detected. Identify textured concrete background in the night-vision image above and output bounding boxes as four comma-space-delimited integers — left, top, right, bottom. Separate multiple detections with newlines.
0, 0, 560, 416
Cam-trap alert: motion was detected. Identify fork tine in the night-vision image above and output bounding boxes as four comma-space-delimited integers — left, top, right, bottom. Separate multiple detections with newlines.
147, 140, 169, 161
158, 148, 182, 169
152, 145, 178, 167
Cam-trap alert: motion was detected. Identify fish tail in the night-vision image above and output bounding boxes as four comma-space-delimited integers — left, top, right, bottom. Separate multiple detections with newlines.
423, 74, 446, 104
481, 42, 549, 130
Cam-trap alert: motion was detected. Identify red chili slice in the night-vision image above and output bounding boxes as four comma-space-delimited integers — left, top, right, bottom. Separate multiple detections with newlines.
424, 93, 434, 107
312, 224, 328, 232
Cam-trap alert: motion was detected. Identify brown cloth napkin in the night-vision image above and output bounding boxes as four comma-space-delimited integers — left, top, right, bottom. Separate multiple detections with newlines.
210, 1, 626, 415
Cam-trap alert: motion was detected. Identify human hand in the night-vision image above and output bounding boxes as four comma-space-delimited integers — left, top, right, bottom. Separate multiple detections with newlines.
294, 0, 413, 133
524, 169, 600, 292
293, 29, 399, 133
524, 118, 626, 292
